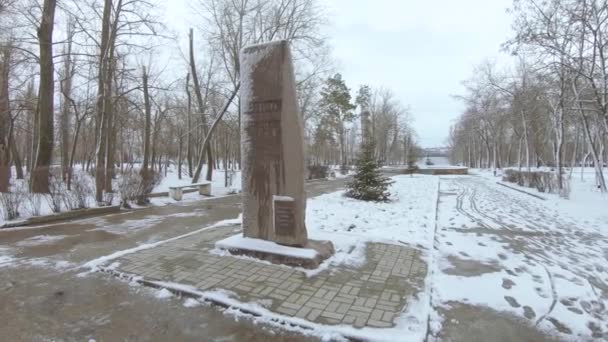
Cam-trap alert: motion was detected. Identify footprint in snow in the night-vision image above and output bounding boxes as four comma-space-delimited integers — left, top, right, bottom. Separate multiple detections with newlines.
535, 287, 549, 298
547, 317, 572, 334
504, 296, 521, 308
523, 306, 536, 320
502, 278, 516, 289
567, 307, 584, 315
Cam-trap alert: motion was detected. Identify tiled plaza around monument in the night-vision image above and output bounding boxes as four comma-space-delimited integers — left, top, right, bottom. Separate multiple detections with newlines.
105, 225, 427, 329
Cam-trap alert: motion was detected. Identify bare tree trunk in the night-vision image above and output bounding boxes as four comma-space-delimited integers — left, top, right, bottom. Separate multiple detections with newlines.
570, 128, 579, 178
186, 73, 193, 177
192, 84, 240, 183
517, 135, 523, 171
31, 0, 57, 194
178, 129, 183, 180
579, 108, 607, 191
9, 129, 23, 180
103, 58, 117, 194
141, 66, 152, 175
60, 20, 74, 183
521, 110, 531, 172
67, 118, 83, 190
338, 124, 346, 166
189, 28, 213, 182
94, 0, 113, 203
0, 45, 10, 191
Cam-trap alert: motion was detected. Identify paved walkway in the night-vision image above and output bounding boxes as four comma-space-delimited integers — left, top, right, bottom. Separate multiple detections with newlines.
0, 178, 349, 341
110, 224, 427, 329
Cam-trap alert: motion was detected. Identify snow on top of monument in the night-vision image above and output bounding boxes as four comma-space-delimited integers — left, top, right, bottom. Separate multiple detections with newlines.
215, 234, 318, 259
240, 40, 286, 53
273, 195, 294, 201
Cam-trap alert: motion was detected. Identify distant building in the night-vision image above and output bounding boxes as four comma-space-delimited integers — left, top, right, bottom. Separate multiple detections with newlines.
422, 147, 449, 157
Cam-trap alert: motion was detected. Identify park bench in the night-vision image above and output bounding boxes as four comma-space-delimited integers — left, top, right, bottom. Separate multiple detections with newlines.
169, 182, 212, 201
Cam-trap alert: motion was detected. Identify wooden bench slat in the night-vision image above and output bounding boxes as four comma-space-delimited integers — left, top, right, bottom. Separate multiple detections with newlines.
169, 182, 211, 190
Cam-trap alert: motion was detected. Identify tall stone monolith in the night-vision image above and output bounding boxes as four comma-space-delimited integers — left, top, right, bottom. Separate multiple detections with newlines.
240, 40, 308, 247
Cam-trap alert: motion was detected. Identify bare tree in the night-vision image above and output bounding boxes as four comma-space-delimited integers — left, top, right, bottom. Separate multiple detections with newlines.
0, 42, 11, 192
30, 0, 57, 194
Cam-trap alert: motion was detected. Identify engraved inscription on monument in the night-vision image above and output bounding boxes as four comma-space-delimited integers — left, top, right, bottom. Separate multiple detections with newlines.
247, 99, 282, 160
247, 99, 282, 117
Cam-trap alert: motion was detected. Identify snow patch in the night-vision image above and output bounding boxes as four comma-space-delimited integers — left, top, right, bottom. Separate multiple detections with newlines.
183, 298, 202, 308
15, 234, 68, 247
215, 234, 318, 259
154, 288, 173, 299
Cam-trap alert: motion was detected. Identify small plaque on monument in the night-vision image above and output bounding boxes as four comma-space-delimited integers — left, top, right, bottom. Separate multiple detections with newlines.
273, 196, 296, 239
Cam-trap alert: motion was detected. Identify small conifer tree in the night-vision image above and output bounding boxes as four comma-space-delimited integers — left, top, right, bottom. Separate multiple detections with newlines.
345, 140, 394, 201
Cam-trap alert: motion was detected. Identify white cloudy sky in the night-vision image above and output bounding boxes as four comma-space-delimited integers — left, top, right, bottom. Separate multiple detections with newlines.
167, 0, 514, 147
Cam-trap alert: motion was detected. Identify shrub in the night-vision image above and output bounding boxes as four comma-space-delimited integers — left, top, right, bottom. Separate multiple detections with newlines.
0, 189, 23, 221
103, 191, 115, 206
65, 172, 94, 210
307, 165, 329, 180
25, 192, 43, 216
118, 169, 162, 207
502, 169, 570, 197
46, 169, 66, 213
118, 170, 141, 206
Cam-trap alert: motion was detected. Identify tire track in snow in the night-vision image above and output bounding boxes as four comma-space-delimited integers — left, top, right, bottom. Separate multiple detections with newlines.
452, 178, 559, 325
424, 177, 442, 342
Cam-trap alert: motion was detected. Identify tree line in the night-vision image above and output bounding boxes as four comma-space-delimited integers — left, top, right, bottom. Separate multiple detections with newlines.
0, 0, 419, 210
449, 0, 608, 192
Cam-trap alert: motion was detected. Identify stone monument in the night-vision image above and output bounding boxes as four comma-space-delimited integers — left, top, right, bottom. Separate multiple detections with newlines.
240, 40, 308, 247
215, 40, 333, 269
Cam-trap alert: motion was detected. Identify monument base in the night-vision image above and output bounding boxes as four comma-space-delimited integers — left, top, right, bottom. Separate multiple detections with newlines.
215, 234, 334, 269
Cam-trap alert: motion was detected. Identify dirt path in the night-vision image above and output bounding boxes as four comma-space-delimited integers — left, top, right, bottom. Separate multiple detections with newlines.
0, 178, 348, 342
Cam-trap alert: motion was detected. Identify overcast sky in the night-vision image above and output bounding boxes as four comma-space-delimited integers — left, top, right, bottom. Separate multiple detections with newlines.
168, 0, 515, 147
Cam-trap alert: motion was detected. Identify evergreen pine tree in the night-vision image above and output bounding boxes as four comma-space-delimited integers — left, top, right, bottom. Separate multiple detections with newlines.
345, 140, 394, 202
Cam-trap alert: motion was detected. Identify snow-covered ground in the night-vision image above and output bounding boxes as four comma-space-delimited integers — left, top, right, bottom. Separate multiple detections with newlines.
188, 172, 606, 340
154, 166, 241, 194
0, 165, 242, 227
475, 167, 608, 223
432, 172, 608, 340
4, 165, 608, 340
307, 174, 438, 257
82, 174, 440, 341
